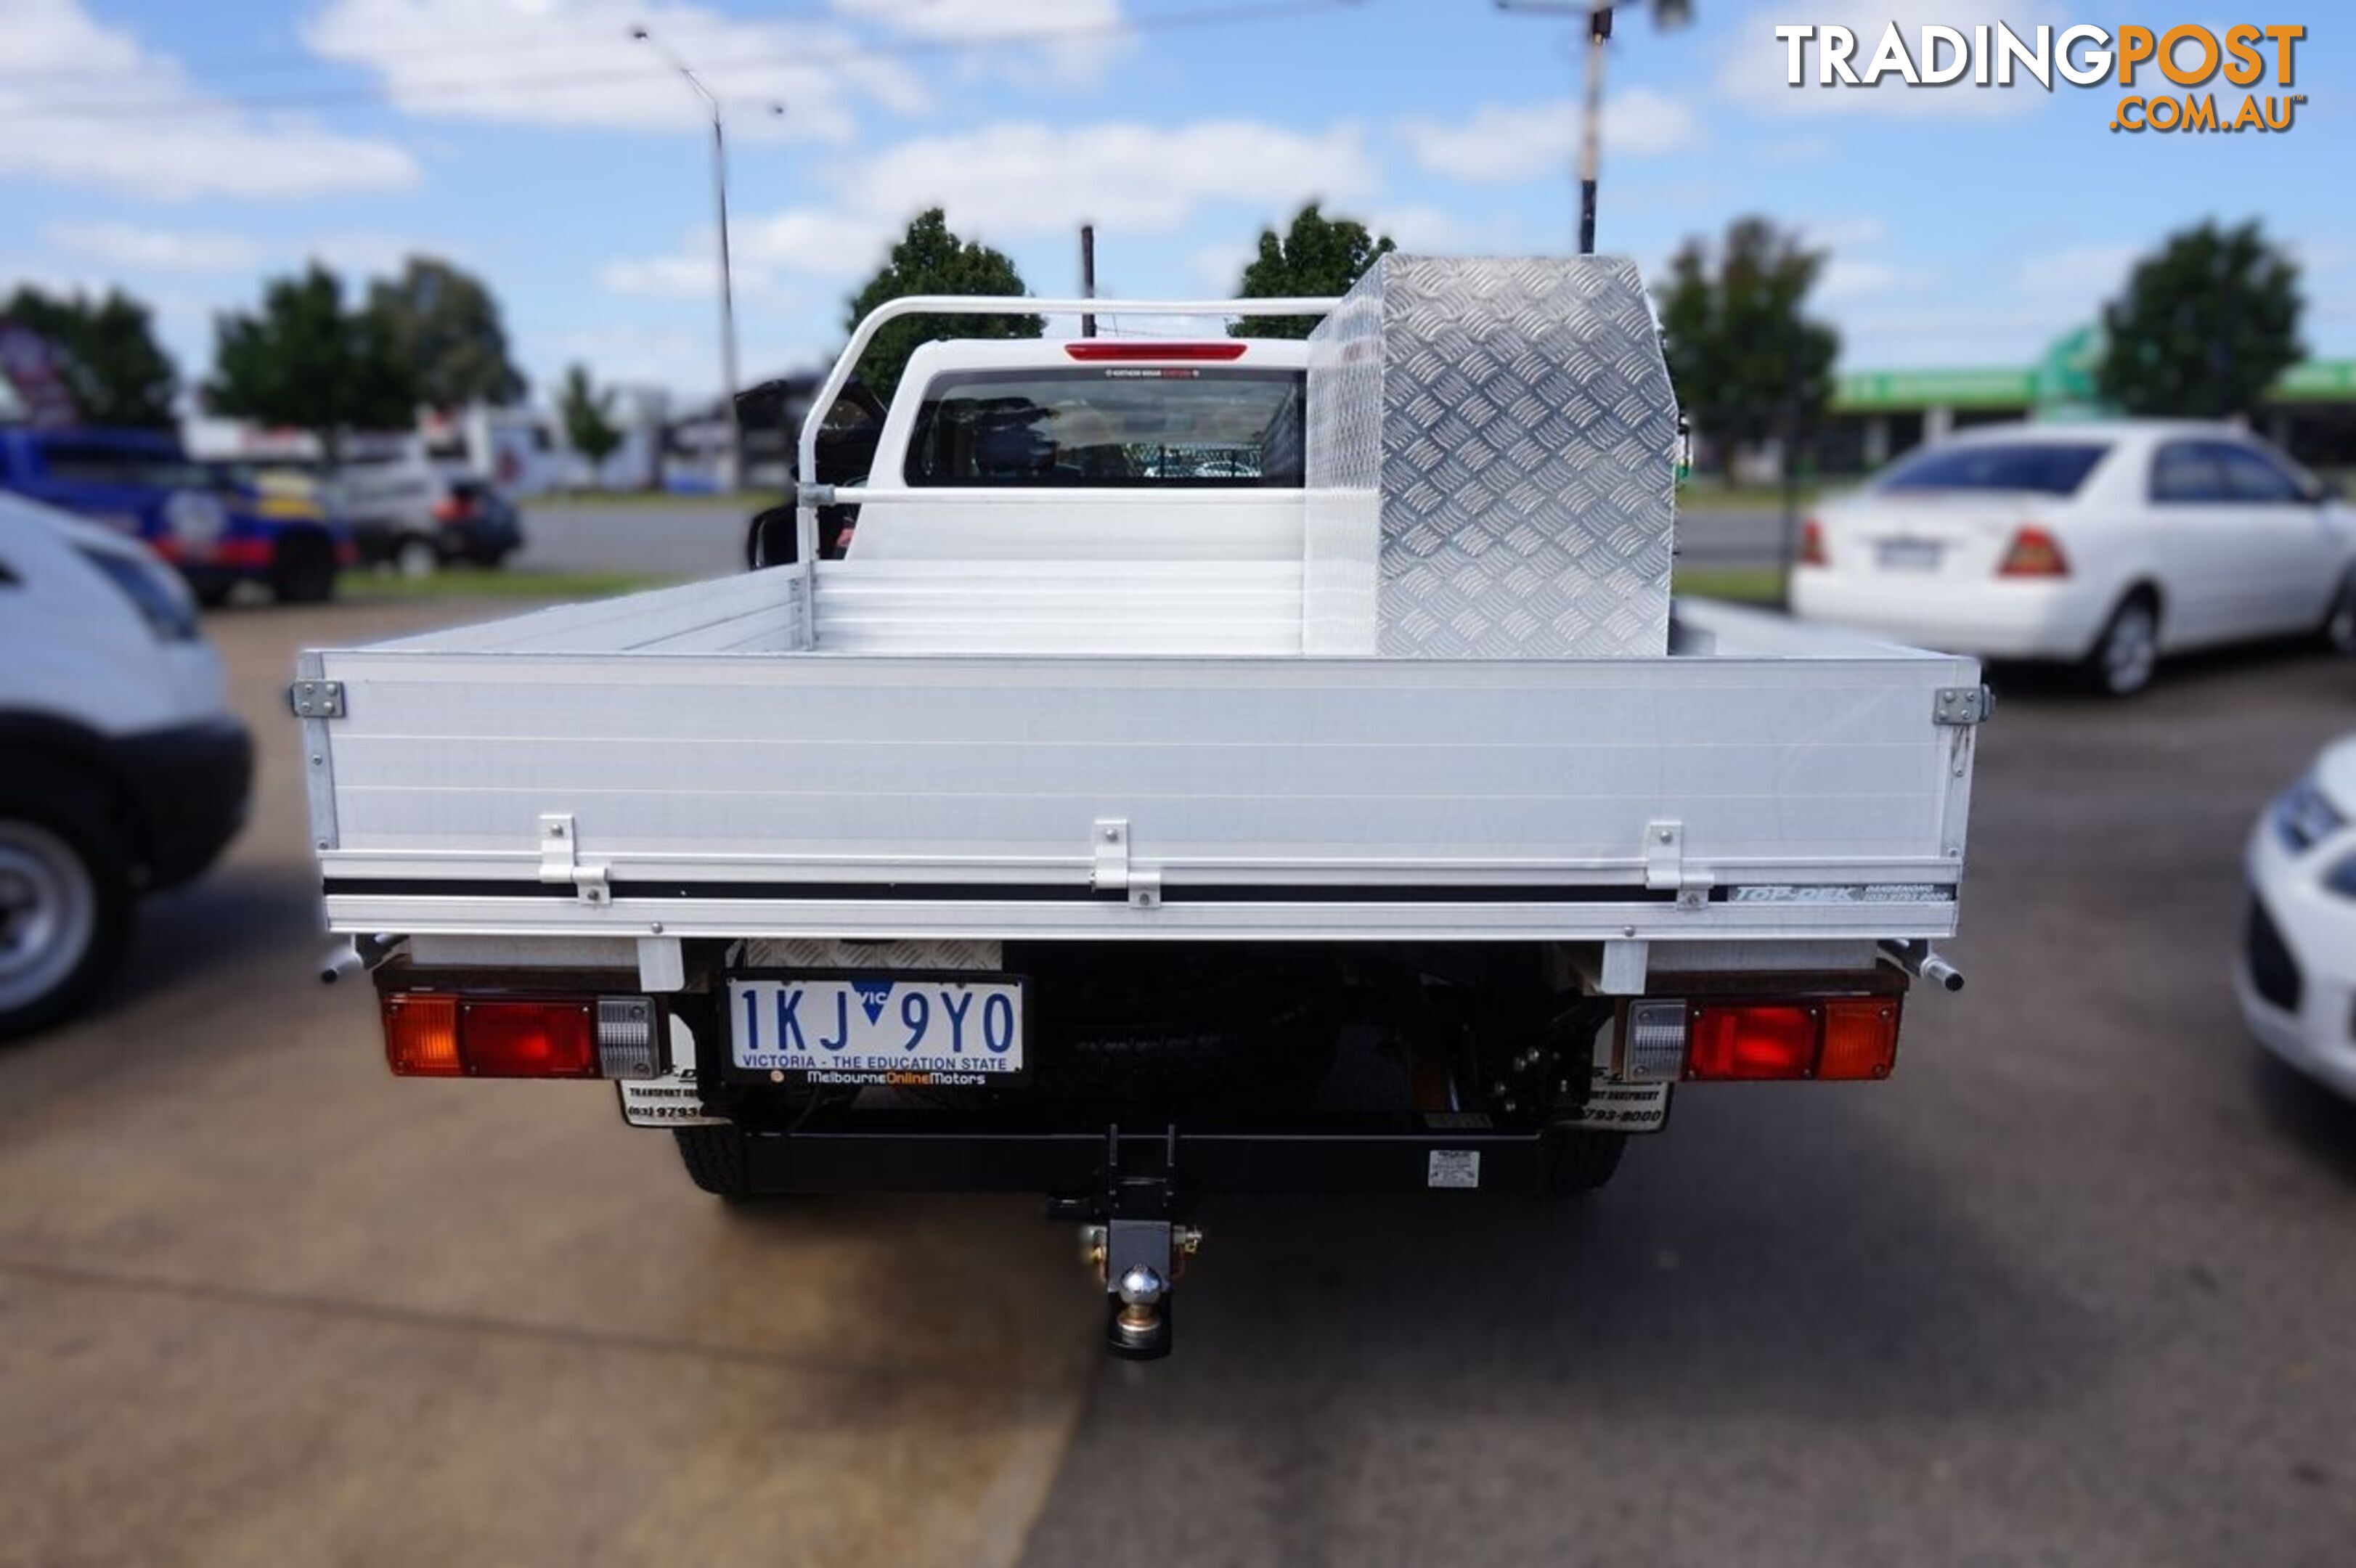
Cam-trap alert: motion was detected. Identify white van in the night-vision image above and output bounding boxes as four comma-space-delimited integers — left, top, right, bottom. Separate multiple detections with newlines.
0, 494, 251, 1037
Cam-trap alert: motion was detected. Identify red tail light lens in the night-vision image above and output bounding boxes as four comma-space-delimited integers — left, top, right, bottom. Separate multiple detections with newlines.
1687, 1003, 1819, 1079
432, 497, 478, 524
381, 994, 598, 1078
1998, 525, 2068, 577
460, 1000, 598, 1077
1670, 995, 1904, 1081
1798, 518, 1829, 567
1817, 998, 1901, 1079
384, 994, 461, 1077
1063, 341, 1247, 362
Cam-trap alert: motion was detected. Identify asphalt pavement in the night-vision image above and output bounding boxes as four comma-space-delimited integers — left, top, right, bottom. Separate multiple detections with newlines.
513, 497, 755, 579
3, 595, 2352, 1567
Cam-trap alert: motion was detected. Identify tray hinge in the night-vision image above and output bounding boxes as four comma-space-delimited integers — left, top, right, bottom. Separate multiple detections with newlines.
1091, 818, 1162, 909
538, 813, 611, 906
288, 679, 345, 719
1933, 685, 1992, 726
1644, 819, 1712, 909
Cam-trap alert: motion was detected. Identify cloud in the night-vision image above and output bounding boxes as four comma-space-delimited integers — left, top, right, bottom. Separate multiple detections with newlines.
2015, 242, 2138, 299
0, 0, 419, 199
601, 255, 727, 300
607, 117, 1381, 297
44, 221, 258, 272
830, 0, 1129, 86
306, 0, 928, 142
855, 120, 1378, 238
1716, 0, 2067, 120
1399, 88, 1704, 184
1816, 255, 1943, 303
1799, 216, 1890, 251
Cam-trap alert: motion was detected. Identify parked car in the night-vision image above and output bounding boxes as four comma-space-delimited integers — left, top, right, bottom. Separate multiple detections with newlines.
335, 462, 522, 576
2238, 735, 2356, 1101
0, 493, 251, 1038
420, 475, 524, 570
0, 425, 350, 605
1792, 421, 2356, 695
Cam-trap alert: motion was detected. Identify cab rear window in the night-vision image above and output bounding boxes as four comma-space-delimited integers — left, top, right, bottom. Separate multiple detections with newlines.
903, 367, 1304, 488
1878, 442, 2110, 497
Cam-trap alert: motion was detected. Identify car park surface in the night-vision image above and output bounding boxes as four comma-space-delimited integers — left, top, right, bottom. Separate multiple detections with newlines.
1, 603, 2352, 1566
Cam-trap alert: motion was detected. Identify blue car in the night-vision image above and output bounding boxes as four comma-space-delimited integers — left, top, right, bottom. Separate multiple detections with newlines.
0, 425, 351, 604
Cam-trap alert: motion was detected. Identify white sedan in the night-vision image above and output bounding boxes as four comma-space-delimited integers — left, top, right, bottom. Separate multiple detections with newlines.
1792, 420, 2356, 695
2239, 735, 2356, 1101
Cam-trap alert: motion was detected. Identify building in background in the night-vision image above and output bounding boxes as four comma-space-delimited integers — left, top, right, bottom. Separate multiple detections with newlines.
1822, 333, 2356, 476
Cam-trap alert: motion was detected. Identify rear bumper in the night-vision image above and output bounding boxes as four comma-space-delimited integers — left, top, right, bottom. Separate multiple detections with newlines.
118, 715, 252, 888
1790, 570, 2101, 661
735, 1113, 1559, 1198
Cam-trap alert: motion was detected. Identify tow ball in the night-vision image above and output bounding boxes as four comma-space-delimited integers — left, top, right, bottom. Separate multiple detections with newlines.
1053, 1123, 1199, 1360
1079, 1220, 1202, 1360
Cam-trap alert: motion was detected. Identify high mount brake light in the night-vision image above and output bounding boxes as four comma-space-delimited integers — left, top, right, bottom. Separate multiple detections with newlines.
1623, 995, 1902, 1082
1063, 342, 1248, 362
381, 992, 646, 1079
1998, 524, 2069, 577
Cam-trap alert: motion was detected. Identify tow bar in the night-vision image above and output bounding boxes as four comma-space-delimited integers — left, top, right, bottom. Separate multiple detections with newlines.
1051, 1123, 1201, 1360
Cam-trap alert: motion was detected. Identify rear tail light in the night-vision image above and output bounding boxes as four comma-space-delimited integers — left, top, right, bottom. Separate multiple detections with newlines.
1688, 1003, 1817, 1079
380, 992, 656, 1079
385, 994, 461, 1076
1998, 524, 2068, 577
1817, 999, 1904, 1080
1798, 517, 1829, 567
432, 496, 478, 524
1063, 341, 1247, 362
1621, 994, 1901, 1082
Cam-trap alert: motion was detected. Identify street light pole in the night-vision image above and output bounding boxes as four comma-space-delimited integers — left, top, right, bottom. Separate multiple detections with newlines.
632, 24, 759, 493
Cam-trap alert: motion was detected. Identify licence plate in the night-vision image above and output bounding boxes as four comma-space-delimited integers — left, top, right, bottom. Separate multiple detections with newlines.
727, 973, 1024, 1086
1875, 538, 1944, 571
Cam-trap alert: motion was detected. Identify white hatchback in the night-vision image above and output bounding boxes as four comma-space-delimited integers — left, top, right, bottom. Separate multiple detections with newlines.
2240, 735, 2356, 1101
1791, 421, 2356, 694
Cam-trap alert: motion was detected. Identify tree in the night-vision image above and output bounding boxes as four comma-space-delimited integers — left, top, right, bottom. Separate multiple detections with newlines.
1230, 203, 1396, 338
0, 285, 177, 427
366, 255, 528, 412
1656, 217, 1840, 467
2098, 219, 2303, 420
209, 264, 415, 463
844, 208, 1040, 402
557, 363, 623, 480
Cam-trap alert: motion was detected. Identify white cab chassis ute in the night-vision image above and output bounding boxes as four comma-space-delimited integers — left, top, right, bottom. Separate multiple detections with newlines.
298, 259, 1984, 1357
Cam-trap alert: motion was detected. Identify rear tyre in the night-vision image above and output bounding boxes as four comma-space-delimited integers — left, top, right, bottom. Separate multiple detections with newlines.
673, 1126, 754, 1198
2083, 592, 2159, 698
1536, 1129, 1627, 1197
0, 785, 134, 1042
2318, 573, 2356, 656
272, 533, 338, 604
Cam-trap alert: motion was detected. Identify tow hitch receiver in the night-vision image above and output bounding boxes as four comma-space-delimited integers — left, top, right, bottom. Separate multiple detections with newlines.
1053, 1124, 1200, 1361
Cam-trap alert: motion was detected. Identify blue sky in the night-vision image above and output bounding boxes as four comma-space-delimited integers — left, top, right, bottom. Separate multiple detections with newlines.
1, 0, 2347, 406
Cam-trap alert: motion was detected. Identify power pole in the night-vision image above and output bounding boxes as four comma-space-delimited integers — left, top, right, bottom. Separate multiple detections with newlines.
1080, 224, 1098, 339
1494, 0, 1692, 255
